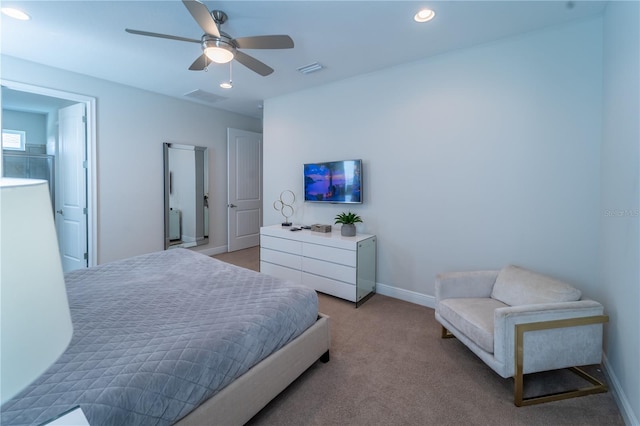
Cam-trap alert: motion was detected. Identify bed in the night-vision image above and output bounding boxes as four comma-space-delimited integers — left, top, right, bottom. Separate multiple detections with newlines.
1, 249, 330, 425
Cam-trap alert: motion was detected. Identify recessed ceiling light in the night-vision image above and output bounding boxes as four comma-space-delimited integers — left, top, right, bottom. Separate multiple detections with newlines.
1, 7, 30, 20
414, 8, 435, 23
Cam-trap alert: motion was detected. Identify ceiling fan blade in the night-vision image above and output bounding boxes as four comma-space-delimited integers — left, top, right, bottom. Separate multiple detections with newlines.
234, 35, 294, 50
125, 28, 200, 44
234, 50, 274, 76
189, 54, 211, 71
182, 0, 220, 38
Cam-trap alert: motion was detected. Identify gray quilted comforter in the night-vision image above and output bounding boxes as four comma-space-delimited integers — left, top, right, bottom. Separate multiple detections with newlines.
1, 249, 318, 425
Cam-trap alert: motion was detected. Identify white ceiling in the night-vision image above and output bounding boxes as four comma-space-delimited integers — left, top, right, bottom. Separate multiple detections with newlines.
1, 1, 607, 118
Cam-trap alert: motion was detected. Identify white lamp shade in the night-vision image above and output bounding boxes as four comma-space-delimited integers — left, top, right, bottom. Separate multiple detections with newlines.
1, 178, 73, 404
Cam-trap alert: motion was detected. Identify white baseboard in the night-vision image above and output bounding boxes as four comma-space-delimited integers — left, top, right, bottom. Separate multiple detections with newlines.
375, 282, 436, 309
193, 245, 228, 257
602, 354, 639, 426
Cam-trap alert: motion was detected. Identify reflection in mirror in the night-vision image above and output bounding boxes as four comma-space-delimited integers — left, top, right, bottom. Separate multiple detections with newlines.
164, 143, 209, 249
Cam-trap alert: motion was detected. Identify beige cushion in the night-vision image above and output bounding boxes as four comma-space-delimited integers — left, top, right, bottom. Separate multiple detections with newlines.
438, 298, 508, 353
491, 265, 581, 306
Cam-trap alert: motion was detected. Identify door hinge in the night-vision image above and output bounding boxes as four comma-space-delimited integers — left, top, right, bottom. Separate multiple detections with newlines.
84, 253, 88, 260
82, 115, 87, 123
83, 160, 88, 169
83, 207, 88, 214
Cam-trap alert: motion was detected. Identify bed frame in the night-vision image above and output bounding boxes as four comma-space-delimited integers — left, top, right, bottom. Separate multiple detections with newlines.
175, 313, 331, 425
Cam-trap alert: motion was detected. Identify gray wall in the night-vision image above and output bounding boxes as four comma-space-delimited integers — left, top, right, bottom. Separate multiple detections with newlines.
1, 56, 262, 264
265, 18, 602, 300
600, 2, 640, 424
2, 109, 47, 147
263, 14, 638, 424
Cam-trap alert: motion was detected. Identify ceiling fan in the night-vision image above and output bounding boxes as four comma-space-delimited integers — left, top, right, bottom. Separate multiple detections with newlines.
125, 0, 294, 76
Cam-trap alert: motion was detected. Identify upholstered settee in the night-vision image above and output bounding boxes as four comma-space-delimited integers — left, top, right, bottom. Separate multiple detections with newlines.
435, 265, 608, 406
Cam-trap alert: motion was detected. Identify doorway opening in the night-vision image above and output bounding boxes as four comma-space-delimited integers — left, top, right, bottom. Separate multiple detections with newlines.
1, 80, 97, 271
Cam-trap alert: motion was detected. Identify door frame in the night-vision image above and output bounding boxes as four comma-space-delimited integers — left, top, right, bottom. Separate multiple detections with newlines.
2, 79, 98, 267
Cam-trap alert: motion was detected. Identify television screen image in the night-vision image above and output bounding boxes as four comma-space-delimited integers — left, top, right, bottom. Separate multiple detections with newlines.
304, 159, 362, 204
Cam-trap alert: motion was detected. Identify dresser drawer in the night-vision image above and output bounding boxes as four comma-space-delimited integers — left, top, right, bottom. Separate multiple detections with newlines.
303, 242, 356, 267
303, 272, 356, 302
261, 248, 301, 270
261, 235, 302, 255
260, 261, 302, 285
302, 257, 356, 283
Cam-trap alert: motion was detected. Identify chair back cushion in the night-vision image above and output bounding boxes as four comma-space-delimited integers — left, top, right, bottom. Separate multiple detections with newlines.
491, 265, 582, 306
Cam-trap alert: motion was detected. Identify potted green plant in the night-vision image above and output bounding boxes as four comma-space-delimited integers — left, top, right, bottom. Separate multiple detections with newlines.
334, 211, 363, 237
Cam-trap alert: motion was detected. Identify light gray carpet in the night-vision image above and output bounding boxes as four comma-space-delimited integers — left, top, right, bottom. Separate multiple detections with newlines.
215, 248, 624, 425
213, 246, 260, 271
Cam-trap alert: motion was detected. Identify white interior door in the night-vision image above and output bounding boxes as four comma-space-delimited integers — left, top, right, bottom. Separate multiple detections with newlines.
56, 103, 87, 272
227, 128, 262, 252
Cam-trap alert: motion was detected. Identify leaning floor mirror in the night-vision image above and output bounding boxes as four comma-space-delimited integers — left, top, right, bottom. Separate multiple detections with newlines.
163, 143, 209, 249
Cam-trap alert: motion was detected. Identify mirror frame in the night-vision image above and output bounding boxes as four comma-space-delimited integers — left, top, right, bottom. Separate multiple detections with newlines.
163, 143, 209, 250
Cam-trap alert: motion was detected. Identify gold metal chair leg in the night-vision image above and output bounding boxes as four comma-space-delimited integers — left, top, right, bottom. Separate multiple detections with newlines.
514, 315, 609, 406
515, 366, 608, 406
441, 326, 454, 338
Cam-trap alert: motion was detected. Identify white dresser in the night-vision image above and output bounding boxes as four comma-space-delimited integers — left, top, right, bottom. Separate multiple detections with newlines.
260, 225, 376, 306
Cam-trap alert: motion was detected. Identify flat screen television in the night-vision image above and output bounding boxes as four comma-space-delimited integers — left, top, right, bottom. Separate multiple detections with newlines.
304, 159, 362, 204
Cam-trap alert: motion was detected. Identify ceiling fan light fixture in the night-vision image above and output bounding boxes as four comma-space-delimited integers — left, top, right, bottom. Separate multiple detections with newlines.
128, 4, 292, 76
204, 46, 234, 63
203, 39, 234, 64
414, 8, 435, 23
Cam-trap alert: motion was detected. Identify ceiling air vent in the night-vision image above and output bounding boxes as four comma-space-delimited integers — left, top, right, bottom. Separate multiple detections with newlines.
297, 62, 324, 75
183, 89, 227, 104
